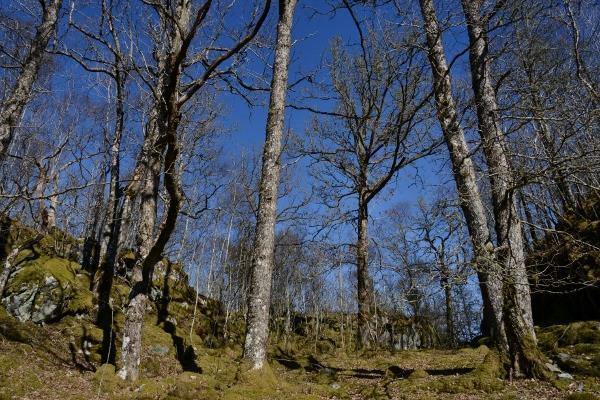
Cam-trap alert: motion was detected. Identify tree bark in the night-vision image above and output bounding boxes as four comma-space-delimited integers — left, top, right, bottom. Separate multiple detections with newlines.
117, 112, 163, 381
418, 0, 506, 350
438, 258, 457, 347
94, 75, 126, 367
460, 0, 548, 378
0, 0, 63, 161
244, 0, 297, 370
356, 198, 374, 348
96, 75, 125, 281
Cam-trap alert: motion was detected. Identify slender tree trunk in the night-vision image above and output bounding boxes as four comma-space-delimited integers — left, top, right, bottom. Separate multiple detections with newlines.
118, 2, 187, 373
418, 0, 506, 350
118, 112, 182, 381
563, 0, 599, 104
94, 77, 125, 301
81, 169, 106, 274
46, 173, 59, 229
117, 137, 152, 253
33, 162, 50, 232
96, 77, 125, 274
518, 189, 538, 247
244, 0, 297, 370
94, 76, 126, 365
356, 199, 373, 348
438, 259, 456, 347
528, 91, 575, 210
117, 116, 162, 381
0, 0, 63, 161
460, 0, 548, 378
518, 35, 575, 206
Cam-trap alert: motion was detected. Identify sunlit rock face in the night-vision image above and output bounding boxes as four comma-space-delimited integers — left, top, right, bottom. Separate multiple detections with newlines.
1, 253, 93, 323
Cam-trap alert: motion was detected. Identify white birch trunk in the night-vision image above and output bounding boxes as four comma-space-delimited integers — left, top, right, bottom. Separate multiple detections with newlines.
244, 0, 297, 369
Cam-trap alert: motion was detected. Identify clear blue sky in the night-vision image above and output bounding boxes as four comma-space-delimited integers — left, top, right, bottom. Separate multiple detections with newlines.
220, 0, 469, 226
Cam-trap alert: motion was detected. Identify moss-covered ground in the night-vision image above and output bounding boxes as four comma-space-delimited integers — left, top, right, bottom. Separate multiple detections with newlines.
2, 303, 599, 400
1, 218, 598, 399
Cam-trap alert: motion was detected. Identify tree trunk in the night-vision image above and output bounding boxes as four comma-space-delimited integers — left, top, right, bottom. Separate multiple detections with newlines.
460, 0, 548, 378
527, 87, 575, 210
418, 0, 506, 350
118, 125, 181, 380
96, 77, 125, 274
0, 0, 62, 161
94, 76, 125, 304
117, 136, 152, 253
33, 162, 50, 232
46, 173, 59, 230
117, 119, 161, 381
244, 0, 297, 370
439, 259, 457, 347
356, 199, 373, 349
94, 76, 126, 365
81, 177, 104, 275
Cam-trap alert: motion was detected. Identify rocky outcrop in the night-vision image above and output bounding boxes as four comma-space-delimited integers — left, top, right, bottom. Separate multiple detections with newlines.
537, 321, 600, 377
379, 318, 438, 350
1, 252, 93, 323
528, 195, 600, 326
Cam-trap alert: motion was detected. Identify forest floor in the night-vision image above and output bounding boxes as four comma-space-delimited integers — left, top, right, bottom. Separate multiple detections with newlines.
1, 306, 599, 400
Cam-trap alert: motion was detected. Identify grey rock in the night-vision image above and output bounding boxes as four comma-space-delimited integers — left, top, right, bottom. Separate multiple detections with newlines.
2, 275, 62, 323
389, 321, 435, 350
557, 352, 571, 363
150, 344, 169, 356
1, 258, 92, 324
2, 286, 38, 321
319, 367, 336, 376
149, 286, 162, 301
330, 383, 341, 390
545, 362, 562, 373
558, 372, 574, 380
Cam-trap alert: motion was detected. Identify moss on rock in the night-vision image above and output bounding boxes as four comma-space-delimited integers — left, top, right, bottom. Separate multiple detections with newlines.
433, 350, 505, 393
2, 252, 93, 323
408, 368, 429, 380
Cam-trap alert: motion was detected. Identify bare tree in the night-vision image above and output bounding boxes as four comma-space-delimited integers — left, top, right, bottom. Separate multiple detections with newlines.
117, 0, 271, 381
414, 199, 468, 347
0, 0, 62, 161
460, 0, 548, 378
57, 0, 130, 317
301, 9, 438, 347
417, 0, 507, 352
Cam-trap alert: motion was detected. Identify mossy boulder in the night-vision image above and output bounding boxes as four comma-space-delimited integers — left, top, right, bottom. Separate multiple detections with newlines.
537, 321, 600, 350
408, 368, 429, 379
1, 251, 93, 323
93, 364, 127, 394
433, 350, 505, 393
0, 215, 80, 262
528, 195, 600, 326
537, 321, 600, 377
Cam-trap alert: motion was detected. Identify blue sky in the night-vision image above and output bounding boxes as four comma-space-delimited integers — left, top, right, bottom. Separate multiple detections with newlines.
219, 0, 467, 226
